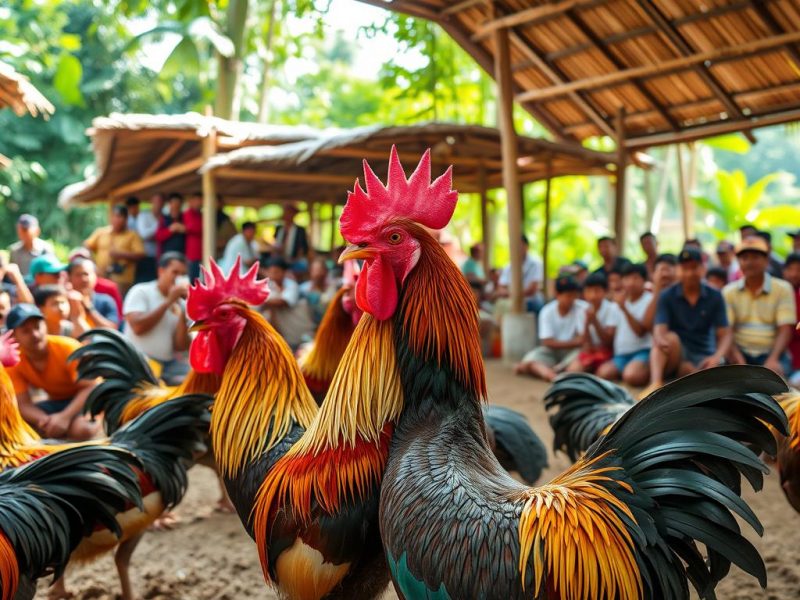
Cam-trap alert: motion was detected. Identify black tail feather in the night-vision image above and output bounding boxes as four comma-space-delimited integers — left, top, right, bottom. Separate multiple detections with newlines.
482, 405, 547, 484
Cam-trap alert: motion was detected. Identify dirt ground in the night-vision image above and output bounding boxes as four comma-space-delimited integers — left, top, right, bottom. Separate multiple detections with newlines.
37, 360, 800, 599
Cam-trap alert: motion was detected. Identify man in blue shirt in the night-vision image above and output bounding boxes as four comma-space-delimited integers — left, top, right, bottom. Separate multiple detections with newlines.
647, 247, 732, 393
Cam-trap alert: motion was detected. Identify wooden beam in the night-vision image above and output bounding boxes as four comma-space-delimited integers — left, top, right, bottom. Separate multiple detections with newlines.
319, 146, 502, 169
329, 203, 337, 250
124, 130, 200, 142
542, 158, 553, 301
625, 107, 800, 148
213, 168, 355, 186
108, 156, 204, 198
750, 0, 800, 72
143, 140, 186, 177
564, 8, 680, 131
478, 165, 491, 277
508, 30, 616, 138
517, 30, 800, 103
473, 0, 605, 41
636, 0, 756, 143
441, 0, 485, 16
676, 144, 692, 239
201, 111, 217, 266
495, 27, 525, 315
614, 108, 627, 247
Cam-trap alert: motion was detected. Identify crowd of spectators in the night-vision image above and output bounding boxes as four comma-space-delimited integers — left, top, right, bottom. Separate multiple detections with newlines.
492, 225, 800, 393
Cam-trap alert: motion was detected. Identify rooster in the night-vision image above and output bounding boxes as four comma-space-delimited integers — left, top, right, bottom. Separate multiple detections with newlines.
0, 445, 142, 600
308, 148, 789, 599
773, 391, 800, 513
544, 372, 635, 461
0, 332, 210, 600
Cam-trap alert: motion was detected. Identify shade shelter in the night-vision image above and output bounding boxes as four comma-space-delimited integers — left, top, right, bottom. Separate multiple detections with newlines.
358, 0, 800, 316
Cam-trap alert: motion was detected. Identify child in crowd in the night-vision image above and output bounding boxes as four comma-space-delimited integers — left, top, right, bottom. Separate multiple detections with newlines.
33, 285, 81, 337
705, 266, 728, 290
569, 272, 616, 374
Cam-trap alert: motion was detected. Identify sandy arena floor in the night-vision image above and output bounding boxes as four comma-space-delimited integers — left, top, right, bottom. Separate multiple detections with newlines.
36, 360, 800, 599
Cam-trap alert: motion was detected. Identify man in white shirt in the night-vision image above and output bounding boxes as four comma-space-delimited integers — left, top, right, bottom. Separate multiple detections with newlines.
220, 222, 259, 274
597, 263, 653, 386
123, 252, 190, 384
261, 257, 314, 350
127, 195, 162, 283
515, 276, 586, 382
495, 235, 544, 313
570, 272, 618, 374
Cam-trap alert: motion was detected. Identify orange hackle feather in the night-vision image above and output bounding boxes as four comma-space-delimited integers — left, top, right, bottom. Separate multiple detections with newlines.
0, 530, 18, 600
299, 287, 355, 390
0, 368, 46, 469
119, 371, 221, 426
252, 315, 403, 581
513, 452, 642, 600
775, 391, 800, 451
210, 308, 317, 478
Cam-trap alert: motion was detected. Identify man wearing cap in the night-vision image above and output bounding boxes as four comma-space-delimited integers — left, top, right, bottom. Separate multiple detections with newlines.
647, 247, 732, 393
84, 205, 145, 296
9, 214, 54, 277
514, 275, 587, 382
5, 304, 99, 441
28, 255, 67, 289
722, 236, 796, 376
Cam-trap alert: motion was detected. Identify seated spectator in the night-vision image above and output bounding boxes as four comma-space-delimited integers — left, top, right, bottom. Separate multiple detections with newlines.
9, 214, 54, 277
470, 280, 497, 357
571, 260, 589, 285
494, 235, 544, 313
593, 236, 630, 277
461, 243, 486, 286
66, 258, 119, 330
270, 203, 310, 273
647, 248, 732, 393
33, 285, 86, 338
0, 258, 33, 305
788, 231, 800, 254
6, 304, 99, 440
715, 240, 740, 282
639, 232, 658, 280
739, 223, 758, 241
755, 230, 784, 279
723, 237, 796, 376
514, 276, 585, 382
220, 221, 259, 275
642, 253, 678, 331
299, 257, 335, 324
261, 257, 315, 350
784, 253, 800, 386
68, 248, 123, 321
606, 266, 624, 297
570, 273, 616, 374
84, 205, 145, 296
123, 252, 190, 385
597, 263, 652, 386
0, 290, 10, 331
28, 255, 66, 289
705, 266, 728, 290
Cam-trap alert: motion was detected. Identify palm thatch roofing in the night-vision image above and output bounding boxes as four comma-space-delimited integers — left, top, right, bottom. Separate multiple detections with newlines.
358, 0, 800, 148
0, 61, 54, 118
59, 117, 614, 208
58, 112, 322, 207
200, 123, 615, 204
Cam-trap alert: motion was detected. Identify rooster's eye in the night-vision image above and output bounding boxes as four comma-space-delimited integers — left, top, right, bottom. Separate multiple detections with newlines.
388, 232, 402, 244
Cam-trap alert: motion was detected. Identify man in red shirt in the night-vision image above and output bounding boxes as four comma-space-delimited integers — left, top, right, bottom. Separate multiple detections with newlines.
784, 253, 800, 385
183, 193, 203, 282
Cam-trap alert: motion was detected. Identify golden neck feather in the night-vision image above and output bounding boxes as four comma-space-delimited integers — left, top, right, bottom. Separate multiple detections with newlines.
299, 287, 355, 383
291, 314, 403, 455
211, 310, 317, 478
0, 368, 41, 469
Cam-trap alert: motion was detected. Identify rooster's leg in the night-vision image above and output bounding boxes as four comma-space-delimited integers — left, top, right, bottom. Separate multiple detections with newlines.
215, 474, 235, 513
115, 533, 143, 600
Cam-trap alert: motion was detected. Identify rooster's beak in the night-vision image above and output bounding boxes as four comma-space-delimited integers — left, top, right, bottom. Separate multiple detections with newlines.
339, 244, 374, 264
189, 321, 207, 333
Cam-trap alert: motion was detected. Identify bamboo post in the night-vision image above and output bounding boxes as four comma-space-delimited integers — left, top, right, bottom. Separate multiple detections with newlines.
478, 165, 491, 276
676, 144, 694, 239
542, 158, 553, 301
309, 201, 319, 248
201, 108, 218, 266
494, 27, 524, 314
614, 107, 628, 249
329, 203, 338, 250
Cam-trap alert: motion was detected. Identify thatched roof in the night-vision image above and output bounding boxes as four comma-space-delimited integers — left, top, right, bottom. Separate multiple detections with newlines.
359, 0, 800, 148
58, 112, 323, 207
200, 122, 614, 204
0, 61, 54, 118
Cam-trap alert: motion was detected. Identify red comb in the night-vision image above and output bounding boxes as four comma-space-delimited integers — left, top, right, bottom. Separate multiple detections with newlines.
339, 146, 458, 241
186, 256, 270, 321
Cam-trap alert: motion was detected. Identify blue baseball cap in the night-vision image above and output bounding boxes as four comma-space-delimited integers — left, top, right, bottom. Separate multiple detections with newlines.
6, 303, 44, 329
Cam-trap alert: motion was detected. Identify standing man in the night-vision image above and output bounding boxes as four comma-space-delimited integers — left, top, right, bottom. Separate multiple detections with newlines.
755, 230, 784, 279
593, 236, 630, 277
494, 235, 544, 313
639, 232, 658, 280
84, 205, 145, 296
6, 304, 99, 441
123, 252, 191, 385
723, 237, 796, 376
646, 248, 732, 394
156, 193, 186, 258
129, 194, 162, 283
220, 222, 259, 274
787, 231, 800, 254
272, 203, 309, 271
183, 193, 203, 282
9, 214, 54, 277
715, 240, 740, 282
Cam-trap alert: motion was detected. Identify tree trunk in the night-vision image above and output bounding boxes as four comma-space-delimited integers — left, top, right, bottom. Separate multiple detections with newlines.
256, 0, 278, 123
215, 0, 250, 120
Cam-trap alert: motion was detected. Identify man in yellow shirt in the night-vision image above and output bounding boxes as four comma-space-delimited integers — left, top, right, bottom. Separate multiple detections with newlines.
723, 236, 797, 376
84, 205, 145, 296
6, 303, 99, 441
